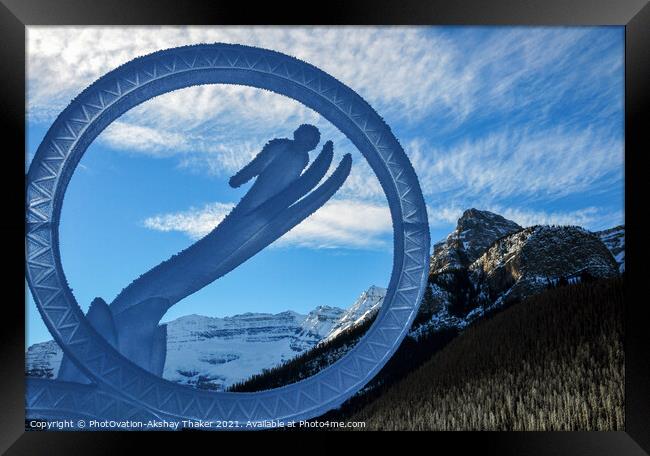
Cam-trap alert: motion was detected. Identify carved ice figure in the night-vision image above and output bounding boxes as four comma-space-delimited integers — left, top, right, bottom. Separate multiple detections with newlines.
58, 125, 352, 383
230, 124, 319, 212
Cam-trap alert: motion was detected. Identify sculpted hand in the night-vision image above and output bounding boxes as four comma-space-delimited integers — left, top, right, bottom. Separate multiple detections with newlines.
229, 171, 247, 188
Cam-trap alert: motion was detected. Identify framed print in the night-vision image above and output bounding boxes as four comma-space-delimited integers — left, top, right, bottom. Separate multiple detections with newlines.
1, 0, 648, 452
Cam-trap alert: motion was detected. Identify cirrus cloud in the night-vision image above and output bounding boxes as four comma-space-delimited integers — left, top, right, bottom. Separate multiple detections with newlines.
28, 26, 625, 248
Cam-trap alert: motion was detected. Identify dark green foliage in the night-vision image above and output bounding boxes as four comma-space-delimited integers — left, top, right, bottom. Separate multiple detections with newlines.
580, 270, 596, 283
229, 312, 458, 397
319, 327, 459, 421
348, 278, 624, 430
229, 275, 623, 431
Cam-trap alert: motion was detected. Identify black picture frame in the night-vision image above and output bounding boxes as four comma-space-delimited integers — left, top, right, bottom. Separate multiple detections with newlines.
1, 0, 648, 452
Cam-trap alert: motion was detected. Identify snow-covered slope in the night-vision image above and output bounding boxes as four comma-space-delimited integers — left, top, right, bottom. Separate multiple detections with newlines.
594, 225, 625, 272
321, 286, 386, 344
162, 309, 341, 390
26, 287, 385, 390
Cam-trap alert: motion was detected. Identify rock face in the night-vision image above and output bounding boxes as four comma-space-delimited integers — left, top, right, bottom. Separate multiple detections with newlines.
470, 225, 620, 306
424, 209, 522, 319
415, 211, 622, 336
595, 225, 625, 272
25, 286, 385, 391
430, 209, 522, 274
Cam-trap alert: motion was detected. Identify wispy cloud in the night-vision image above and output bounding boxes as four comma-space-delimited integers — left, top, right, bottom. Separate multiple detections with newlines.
426, 204, 465, 227
101, 121, 192, 156
449, 27, 624, 129
338, 123, 623, 213
407, 127, 623, 202
277, 199, 392, 249
143, 202, 235, 239
28, 26, 623, 185
28, 26, 624, 249
27, 26, 469, 126
142, 198, 392, 249
174, 140, 264, 176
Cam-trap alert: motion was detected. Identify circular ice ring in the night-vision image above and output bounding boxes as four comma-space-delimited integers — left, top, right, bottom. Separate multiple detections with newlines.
26, 43, 430, 424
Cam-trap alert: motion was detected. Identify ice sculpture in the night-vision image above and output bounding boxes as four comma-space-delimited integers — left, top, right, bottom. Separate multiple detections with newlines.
58, 124, 352, 382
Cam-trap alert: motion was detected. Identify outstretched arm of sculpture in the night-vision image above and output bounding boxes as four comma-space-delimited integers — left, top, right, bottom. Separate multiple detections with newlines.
228, 140, 279, 188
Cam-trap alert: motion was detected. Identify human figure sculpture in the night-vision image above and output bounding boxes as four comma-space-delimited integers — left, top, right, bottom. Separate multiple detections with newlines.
58, 124, 352, 383
230, 124, 319, 212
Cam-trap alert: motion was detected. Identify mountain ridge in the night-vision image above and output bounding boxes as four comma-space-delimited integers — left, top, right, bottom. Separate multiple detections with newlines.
25, 286, 386, 390
26, 208, 624, 394
418, 211, 622, 333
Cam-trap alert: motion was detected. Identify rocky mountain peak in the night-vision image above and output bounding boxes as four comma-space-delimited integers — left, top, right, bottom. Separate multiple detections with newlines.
458, 208, 514, 225
430, 209, 522, 274
364, 285, 388, 298
417, 210, 624, 336
469, 225, 620, 306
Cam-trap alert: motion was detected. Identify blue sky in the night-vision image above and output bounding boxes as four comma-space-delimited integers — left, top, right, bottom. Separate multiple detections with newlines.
26, 26, 624, 345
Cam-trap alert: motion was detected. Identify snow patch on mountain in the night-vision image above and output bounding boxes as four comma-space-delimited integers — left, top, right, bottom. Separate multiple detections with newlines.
321, 285, 386, 344
430, 208, 522, 274
162, 310, 324, 389
594, 225, 625, 272
414, 212, 622, 338
26, 287, 385, 391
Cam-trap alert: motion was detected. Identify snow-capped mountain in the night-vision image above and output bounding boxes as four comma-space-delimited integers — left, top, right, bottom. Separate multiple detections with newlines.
26, 287, 384, 390
414, 213, 622, 337
297, 305, 349, 343
224, 209, 626, 394
595, 225, 625, 272
162, 308, 344, 390
430, 209, 522, 274
321, 285, 386, 344
469, 225, 619, 305
25, 209, 626, 393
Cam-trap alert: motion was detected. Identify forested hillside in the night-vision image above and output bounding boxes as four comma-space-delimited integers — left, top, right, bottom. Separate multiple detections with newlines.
348, 278, 624, 430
